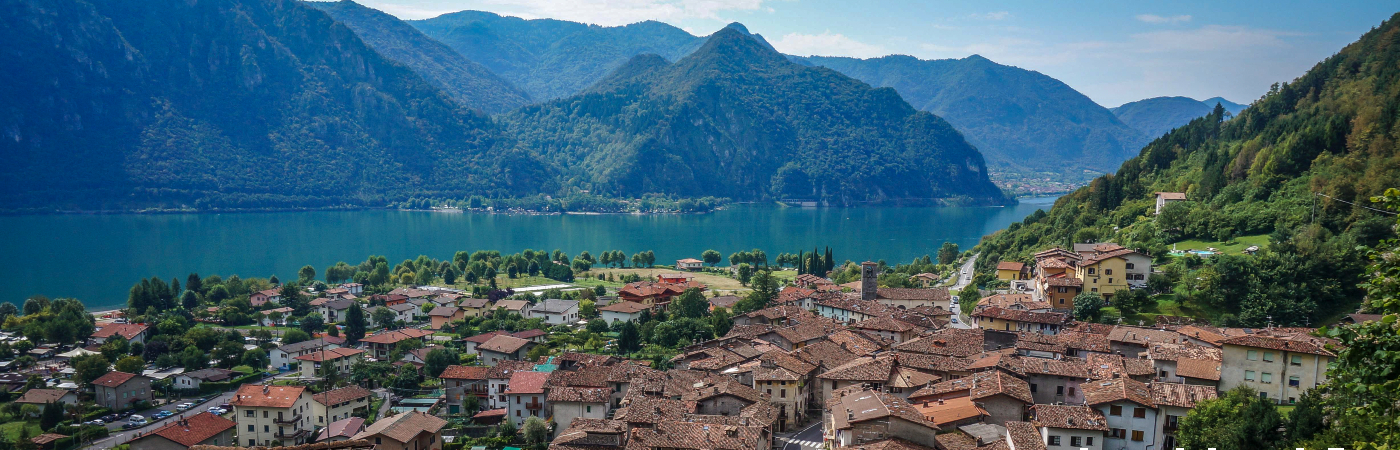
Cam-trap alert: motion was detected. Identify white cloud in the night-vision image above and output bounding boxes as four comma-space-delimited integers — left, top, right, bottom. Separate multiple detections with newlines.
771, 31, 889, 58
973, 11, 1010, 20
1135, 14, 1192, 24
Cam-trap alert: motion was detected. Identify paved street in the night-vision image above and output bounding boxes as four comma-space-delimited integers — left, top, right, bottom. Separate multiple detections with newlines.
86, 390, 238, 449
945, 253, 978, 328
779, 420, 823, 450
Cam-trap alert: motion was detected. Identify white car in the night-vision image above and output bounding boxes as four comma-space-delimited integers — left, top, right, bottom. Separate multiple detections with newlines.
175, 403, 193, 411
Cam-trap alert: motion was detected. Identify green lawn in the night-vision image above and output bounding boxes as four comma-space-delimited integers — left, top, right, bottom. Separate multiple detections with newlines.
1103, 294, 1207, 325
0, 421, 42, 441
1169, 234, 1271, 256
1276, 405, 1296, 418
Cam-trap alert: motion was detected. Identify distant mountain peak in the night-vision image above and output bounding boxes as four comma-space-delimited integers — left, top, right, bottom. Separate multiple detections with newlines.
723, 22, 751, 33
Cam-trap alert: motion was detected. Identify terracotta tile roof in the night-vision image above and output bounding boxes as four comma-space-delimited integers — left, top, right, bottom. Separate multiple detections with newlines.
913, 395, 988, 426
1157, 192, 1187, 200
895, 328, 986, 357
1086, 353, 1156, 379
826, 329, 888, 355
360, 329, 432, 345
681, 375, 766, 404
512, 329, 547, 340
503, 371, 549, 395
478, 335, 531, 354
853, 316, 917, 333
547, 365, 615, 388
93, 371, 141, 388
427, 306, 460, 317
16, 389, 71, 404
927, 369, 1033, 404
1017, 356, 1091, 378
977, 294, 1047, 310
1030, 404, 1107, 431
137, 411, 234, 446
1038, 258, 1076, 270
459, 298, 492, 308
294, 347, 365, 362
818, 355, 895, 382
793, 340, 859, 369
313, 385, 373, 406
760, 351, 817, 376
893, 352, 972, 374
1056, 331, 1111, 353
1145, 342, 1222, 361
31, 433, 66, 445
462, 330, 510, 345
1068, 322, 1115, 335
231, 384, 307, 408
617, 281, 688, 299
845, 438, 942, 450
1108, 326, 1184, 346
92, 323, 149, 340
494, 299, 531, 311
909, 305, 955, 317
964, 351, 1024, 376
598, 301, 650, 313
876, 288, 951, 302
745, 305, 818, 322
487, 360, 537, 379
1175, 325, 1231, 345
1150, 382, 1218, 408
935, 432, 982, 450
1079, 247, 1142, 266
1219, 333, 1336, 357
827, 389, 939, 432
352, 411, 446, 444
1175, 357, 1221, 381
548, 386, 612, 403
317, 417, 366, 442
973, 307, 1067, 325
1082, 377, 1154, 407
551, 419, 627, 449
627, 420, 766, 450
1013, 332, 1067, 354
995, 262, 1025, 271
1005, 421, 1047, 450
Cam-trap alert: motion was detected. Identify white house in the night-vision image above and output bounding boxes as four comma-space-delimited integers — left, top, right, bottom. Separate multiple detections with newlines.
528, 299, 580, 325
1084, 378, 1158, 450
599, 301, 649, 324
270, 338, 340, 371
1155, 192, 1186, 215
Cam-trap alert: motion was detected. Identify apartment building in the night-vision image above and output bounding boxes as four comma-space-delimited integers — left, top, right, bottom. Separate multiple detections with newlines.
231, 384, 316, 446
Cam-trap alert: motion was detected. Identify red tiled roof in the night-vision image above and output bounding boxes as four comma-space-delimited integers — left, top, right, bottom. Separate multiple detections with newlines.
140, 412, 234, 447
598, 301, 650, 313
440, 365, 492, 380
972, 307, 1067, 325
1150, 382, 1218, 408
93, 371, 140, 388
313, 385, 373, 406
1083, 378, 1155, 407
1005, 421, 1047, 450
478, 335, 531, 354
1030, 404, 1108, 431
360, 329, 432, 345
503, 371, 549, 395
995, 262, 1025, 271
92, 323, 149, 340
231, 384, 307, 408
294, 347, 365, 362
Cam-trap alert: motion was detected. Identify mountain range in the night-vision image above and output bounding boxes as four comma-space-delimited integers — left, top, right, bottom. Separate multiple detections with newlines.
0, 0, 1010, 210
1111, 96, 1249, 138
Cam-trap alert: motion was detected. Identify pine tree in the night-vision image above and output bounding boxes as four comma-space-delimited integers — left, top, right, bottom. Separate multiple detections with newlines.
345, 302, 367, 344
824, 247, 834, 273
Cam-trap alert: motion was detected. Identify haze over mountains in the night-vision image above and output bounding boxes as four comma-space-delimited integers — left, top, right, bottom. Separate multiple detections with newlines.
1111, 96, 1249, 139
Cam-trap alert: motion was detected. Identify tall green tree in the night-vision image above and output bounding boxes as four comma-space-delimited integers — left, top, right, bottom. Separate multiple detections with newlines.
617, 321, 641, 354
938, 242, 960, 265
674, 288, 709, 319
298, 265, 317, 284
1176, 387, 1283, 450
1072, 292, 1103, 323
702, 249, 721, 267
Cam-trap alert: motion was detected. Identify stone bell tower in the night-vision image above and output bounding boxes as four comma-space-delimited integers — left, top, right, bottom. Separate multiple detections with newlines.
860, 261, 877, 300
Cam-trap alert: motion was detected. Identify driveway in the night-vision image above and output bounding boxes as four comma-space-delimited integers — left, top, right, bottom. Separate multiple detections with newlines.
780, 420, 823, 450
85, 391, 237, 449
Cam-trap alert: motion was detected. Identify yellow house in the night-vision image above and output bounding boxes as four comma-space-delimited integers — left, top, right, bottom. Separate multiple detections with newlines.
996, 261, 1028, 281
1075, 250, 1133, 297
970, 307, 1068, 335
458, 298, 493, 318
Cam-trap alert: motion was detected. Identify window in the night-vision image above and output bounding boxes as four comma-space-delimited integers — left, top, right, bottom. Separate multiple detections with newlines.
1071, 436, 1081, 447
516, 410, 521, 417
767, 389, 772, 395
1086, 437, 1094, 446
1110, 428, 1125, 438
586, 406, 592, 413
249, 439, 256, 446
1105, 269, 1113, 275
1068, 387, 1076, 396
781, 389, 786, 398
1131, 430, 1144, 441
1245, 370, 1256, 381
247, 425, 255, 432
246, 410, 255, 417
1134, 407, 1146, 418
1056, 386, 1064, 395
263, 411, 269, 418
1088, 268, 1096, 275
1261, 372, 1273, 383
1108, 278, 1114, 283
1247, 350, 1258, 361
1109, 405, 1123, 416
1289, 376, 1301, 387
1263, 352, 1274, 362
1126, 263, 1135, 269
263, 425, 269, 432
1160, 370, 1169, 377
1292, 355, 1303, 366
1048, 436, 1061, 446
1030, 384, 1038, 393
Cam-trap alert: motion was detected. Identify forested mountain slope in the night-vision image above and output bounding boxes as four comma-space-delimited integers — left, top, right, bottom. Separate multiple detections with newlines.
0, 0, 554, 211
307, 0, 531, 113
410, 10, 706, 101
500, 28, 1009, 206
974, 13, 1400, 327
799, 55, 1149, 178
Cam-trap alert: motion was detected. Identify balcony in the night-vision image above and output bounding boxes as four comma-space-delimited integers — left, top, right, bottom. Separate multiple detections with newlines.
471, 386, 490, 395
276, 428, 307, 440
525, 401, 543, 410
274, 413, 302, 424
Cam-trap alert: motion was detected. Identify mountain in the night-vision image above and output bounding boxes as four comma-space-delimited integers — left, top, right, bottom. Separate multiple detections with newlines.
306, 0, 531, 113
974, 13, 1400, 327
500, 28, 1009, 206
1201, 97, 1247, 115
410, 11, 705, 101
0, 0, 547, 211
1110, 96, 1216, 138
797, 54, 1149, 178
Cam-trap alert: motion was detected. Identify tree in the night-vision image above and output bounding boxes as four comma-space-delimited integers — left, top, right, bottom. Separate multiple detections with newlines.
1072, 292, 1103, 322
1176, 387, 1283, 450
282, 329, 311, 344
114, 356, 145, 373
300, 313, 325, 334
298, 265, 317, 284
496, 418, 517, 438
674, 288, 709, 319
1111, 289, 1153, 316
586, 319, 609, 334
938, 242, 960, 265
617, 321, 641, 354
461, 390, 481, 413
737, 263, 752, 285
702, 249, 721, 267
23, 295, 50, 315
0, 302, 17, 323
372, 307, 398, 329
40, 401, 63, 431
71, 354, 110, 386
345, 302, 367, 344
423, 348, 459, 378
212, 341, 245, 368
1146, 272, 1173, 294
746, 270, 778, 309
241, 348, 270, 369
523, 416, 549, 446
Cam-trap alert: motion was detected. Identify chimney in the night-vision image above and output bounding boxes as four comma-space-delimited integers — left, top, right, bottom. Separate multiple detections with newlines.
938, 399, 944, 405
860, 262, 878, 301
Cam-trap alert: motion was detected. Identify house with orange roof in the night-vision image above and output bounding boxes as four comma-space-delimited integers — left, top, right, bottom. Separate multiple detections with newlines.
1083, 377, 1157, 450
293, 347, 366, 379
312, 385, 374, 426
1072, 243, 1152, 296
441, 365, 493, 414
360, 329, 433, 360
90, 323, 151, 345
824, 388, 940, 448
504, 371, 550, 427
93, 371, 152, 411
351, 411, 447, 450
996, 261, 1029, 281
125, 412, 235, 450
675, 258, 704, 271
250, 288, 282, 307
230, 384, 315, 446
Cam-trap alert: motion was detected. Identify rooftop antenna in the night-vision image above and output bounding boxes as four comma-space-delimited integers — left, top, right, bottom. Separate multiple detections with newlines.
1266, 315, 1274, 330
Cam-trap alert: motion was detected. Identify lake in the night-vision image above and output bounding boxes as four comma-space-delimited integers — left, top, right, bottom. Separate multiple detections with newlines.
0, 197, 1057, 310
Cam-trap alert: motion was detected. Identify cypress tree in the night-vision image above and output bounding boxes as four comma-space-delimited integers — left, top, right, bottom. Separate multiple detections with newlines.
824, 247, 834, 272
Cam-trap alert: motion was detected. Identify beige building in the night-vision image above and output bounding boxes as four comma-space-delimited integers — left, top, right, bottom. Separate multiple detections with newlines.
1219, 332, 1335, 404
126, 412, 236, 450
1029, 404, 1107, 450
294, 347, 366, 379
824, 388, 940, 448
352, 411, 447, 450
231, 384, 316, 446
93, 371, 153, 411
313, 385, 376, 427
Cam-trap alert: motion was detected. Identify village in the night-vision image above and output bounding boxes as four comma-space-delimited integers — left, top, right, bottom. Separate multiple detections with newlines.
0, 241, 1355, 450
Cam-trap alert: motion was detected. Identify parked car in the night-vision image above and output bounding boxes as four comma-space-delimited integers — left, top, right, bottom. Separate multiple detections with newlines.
102, 414, 119, 422
153, 410, 173, 419
218, 403, 231, 410
175, 403, 193, 411
208, 407, 227, 415
85, 419, 105, 426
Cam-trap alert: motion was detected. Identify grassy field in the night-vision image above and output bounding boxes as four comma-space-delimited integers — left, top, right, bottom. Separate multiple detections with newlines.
0, 421, 42, 441
1102, 294, 1206, 325
1169, 234, 1271, 256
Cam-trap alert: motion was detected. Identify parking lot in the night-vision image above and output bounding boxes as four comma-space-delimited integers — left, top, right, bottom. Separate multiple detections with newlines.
86, 391, 237, 450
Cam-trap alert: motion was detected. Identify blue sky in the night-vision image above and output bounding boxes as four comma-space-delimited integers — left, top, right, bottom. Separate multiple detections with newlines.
357, 0, 1397, 107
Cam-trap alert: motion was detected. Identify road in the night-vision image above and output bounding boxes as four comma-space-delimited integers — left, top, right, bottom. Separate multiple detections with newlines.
87, 391, 237, 450
779, 420, 823, 450
945, 253, 978, 329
